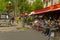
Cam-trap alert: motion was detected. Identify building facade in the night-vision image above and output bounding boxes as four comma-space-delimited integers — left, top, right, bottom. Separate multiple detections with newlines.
28, 0, 60, 8
27, 0, 35, 5
42, 0, 60, 8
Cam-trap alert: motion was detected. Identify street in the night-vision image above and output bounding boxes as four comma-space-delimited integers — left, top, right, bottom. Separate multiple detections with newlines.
0, 0, 60, 40
0, 19, 49, 40
0, 29, 49, 40
0, 20, 59, 40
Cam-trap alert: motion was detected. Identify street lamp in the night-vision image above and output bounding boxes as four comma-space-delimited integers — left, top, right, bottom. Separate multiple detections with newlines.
8, 0, 12, 6
6, 0, 13, 15
8, 1, 11, 4
21, 0, 27, 30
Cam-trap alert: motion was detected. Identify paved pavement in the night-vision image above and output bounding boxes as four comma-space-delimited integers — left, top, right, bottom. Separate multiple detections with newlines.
0, 20, 59, 40
0, 29, 49, 40
0, 19, 32, 32
0, 26, 60, 40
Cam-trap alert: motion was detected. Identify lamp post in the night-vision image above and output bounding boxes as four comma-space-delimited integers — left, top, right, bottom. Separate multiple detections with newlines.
13, 0, 18, 17
8, 1, 11, 4
21, 0, 27, 30
7, 1, 12, 14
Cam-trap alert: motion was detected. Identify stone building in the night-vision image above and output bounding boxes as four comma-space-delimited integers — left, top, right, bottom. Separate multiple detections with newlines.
42, 0, 60, 8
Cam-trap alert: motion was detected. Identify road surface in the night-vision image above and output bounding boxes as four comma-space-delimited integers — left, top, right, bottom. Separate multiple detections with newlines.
0, 29, 49, 40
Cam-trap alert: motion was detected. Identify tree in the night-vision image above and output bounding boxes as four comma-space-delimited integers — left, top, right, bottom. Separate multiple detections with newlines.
0, 0, 13, 13
18, 0, 31, 14
0, 0, 7, 13
31, 0, 43, 10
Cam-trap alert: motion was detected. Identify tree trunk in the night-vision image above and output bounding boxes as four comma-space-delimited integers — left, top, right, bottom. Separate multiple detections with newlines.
13, 0, 18, 17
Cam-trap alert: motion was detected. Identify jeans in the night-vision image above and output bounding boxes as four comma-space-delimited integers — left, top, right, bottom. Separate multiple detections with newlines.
45, 28, 50, 36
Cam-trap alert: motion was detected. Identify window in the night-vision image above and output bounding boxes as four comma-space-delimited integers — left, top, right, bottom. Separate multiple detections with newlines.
31, 0, 33, 1
43, 0, 45, 3
51, 0, 53, 5
54, 0, 59, 4
59, 0, 60, 3
46, 1, 48, 7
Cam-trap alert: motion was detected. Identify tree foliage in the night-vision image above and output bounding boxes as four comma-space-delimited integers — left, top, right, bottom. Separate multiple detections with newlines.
0, 0, 7, 13
18, 0, 43, 14
18, 0, 31, 14
31, 0, 43, 10
0, 0, 13, 13
0, 0, 43, 14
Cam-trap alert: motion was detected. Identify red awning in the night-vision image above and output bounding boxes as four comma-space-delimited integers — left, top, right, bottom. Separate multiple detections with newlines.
33, 4, 60, 15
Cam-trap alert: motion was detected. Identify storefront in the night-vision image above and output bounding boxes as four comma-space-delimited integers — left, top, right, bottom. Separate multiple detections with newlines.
30, 4, 60, 20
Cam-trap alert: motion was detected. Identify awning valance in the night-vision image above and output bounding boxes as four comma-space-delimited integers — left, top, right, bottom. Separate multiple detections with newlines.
32, 4, 60, 15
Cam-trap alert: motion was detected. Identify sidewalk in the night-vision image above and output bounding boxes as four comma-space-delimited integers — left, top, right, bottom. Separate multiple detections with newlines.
0, 27, 17, 32
0, 23, 31, 32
